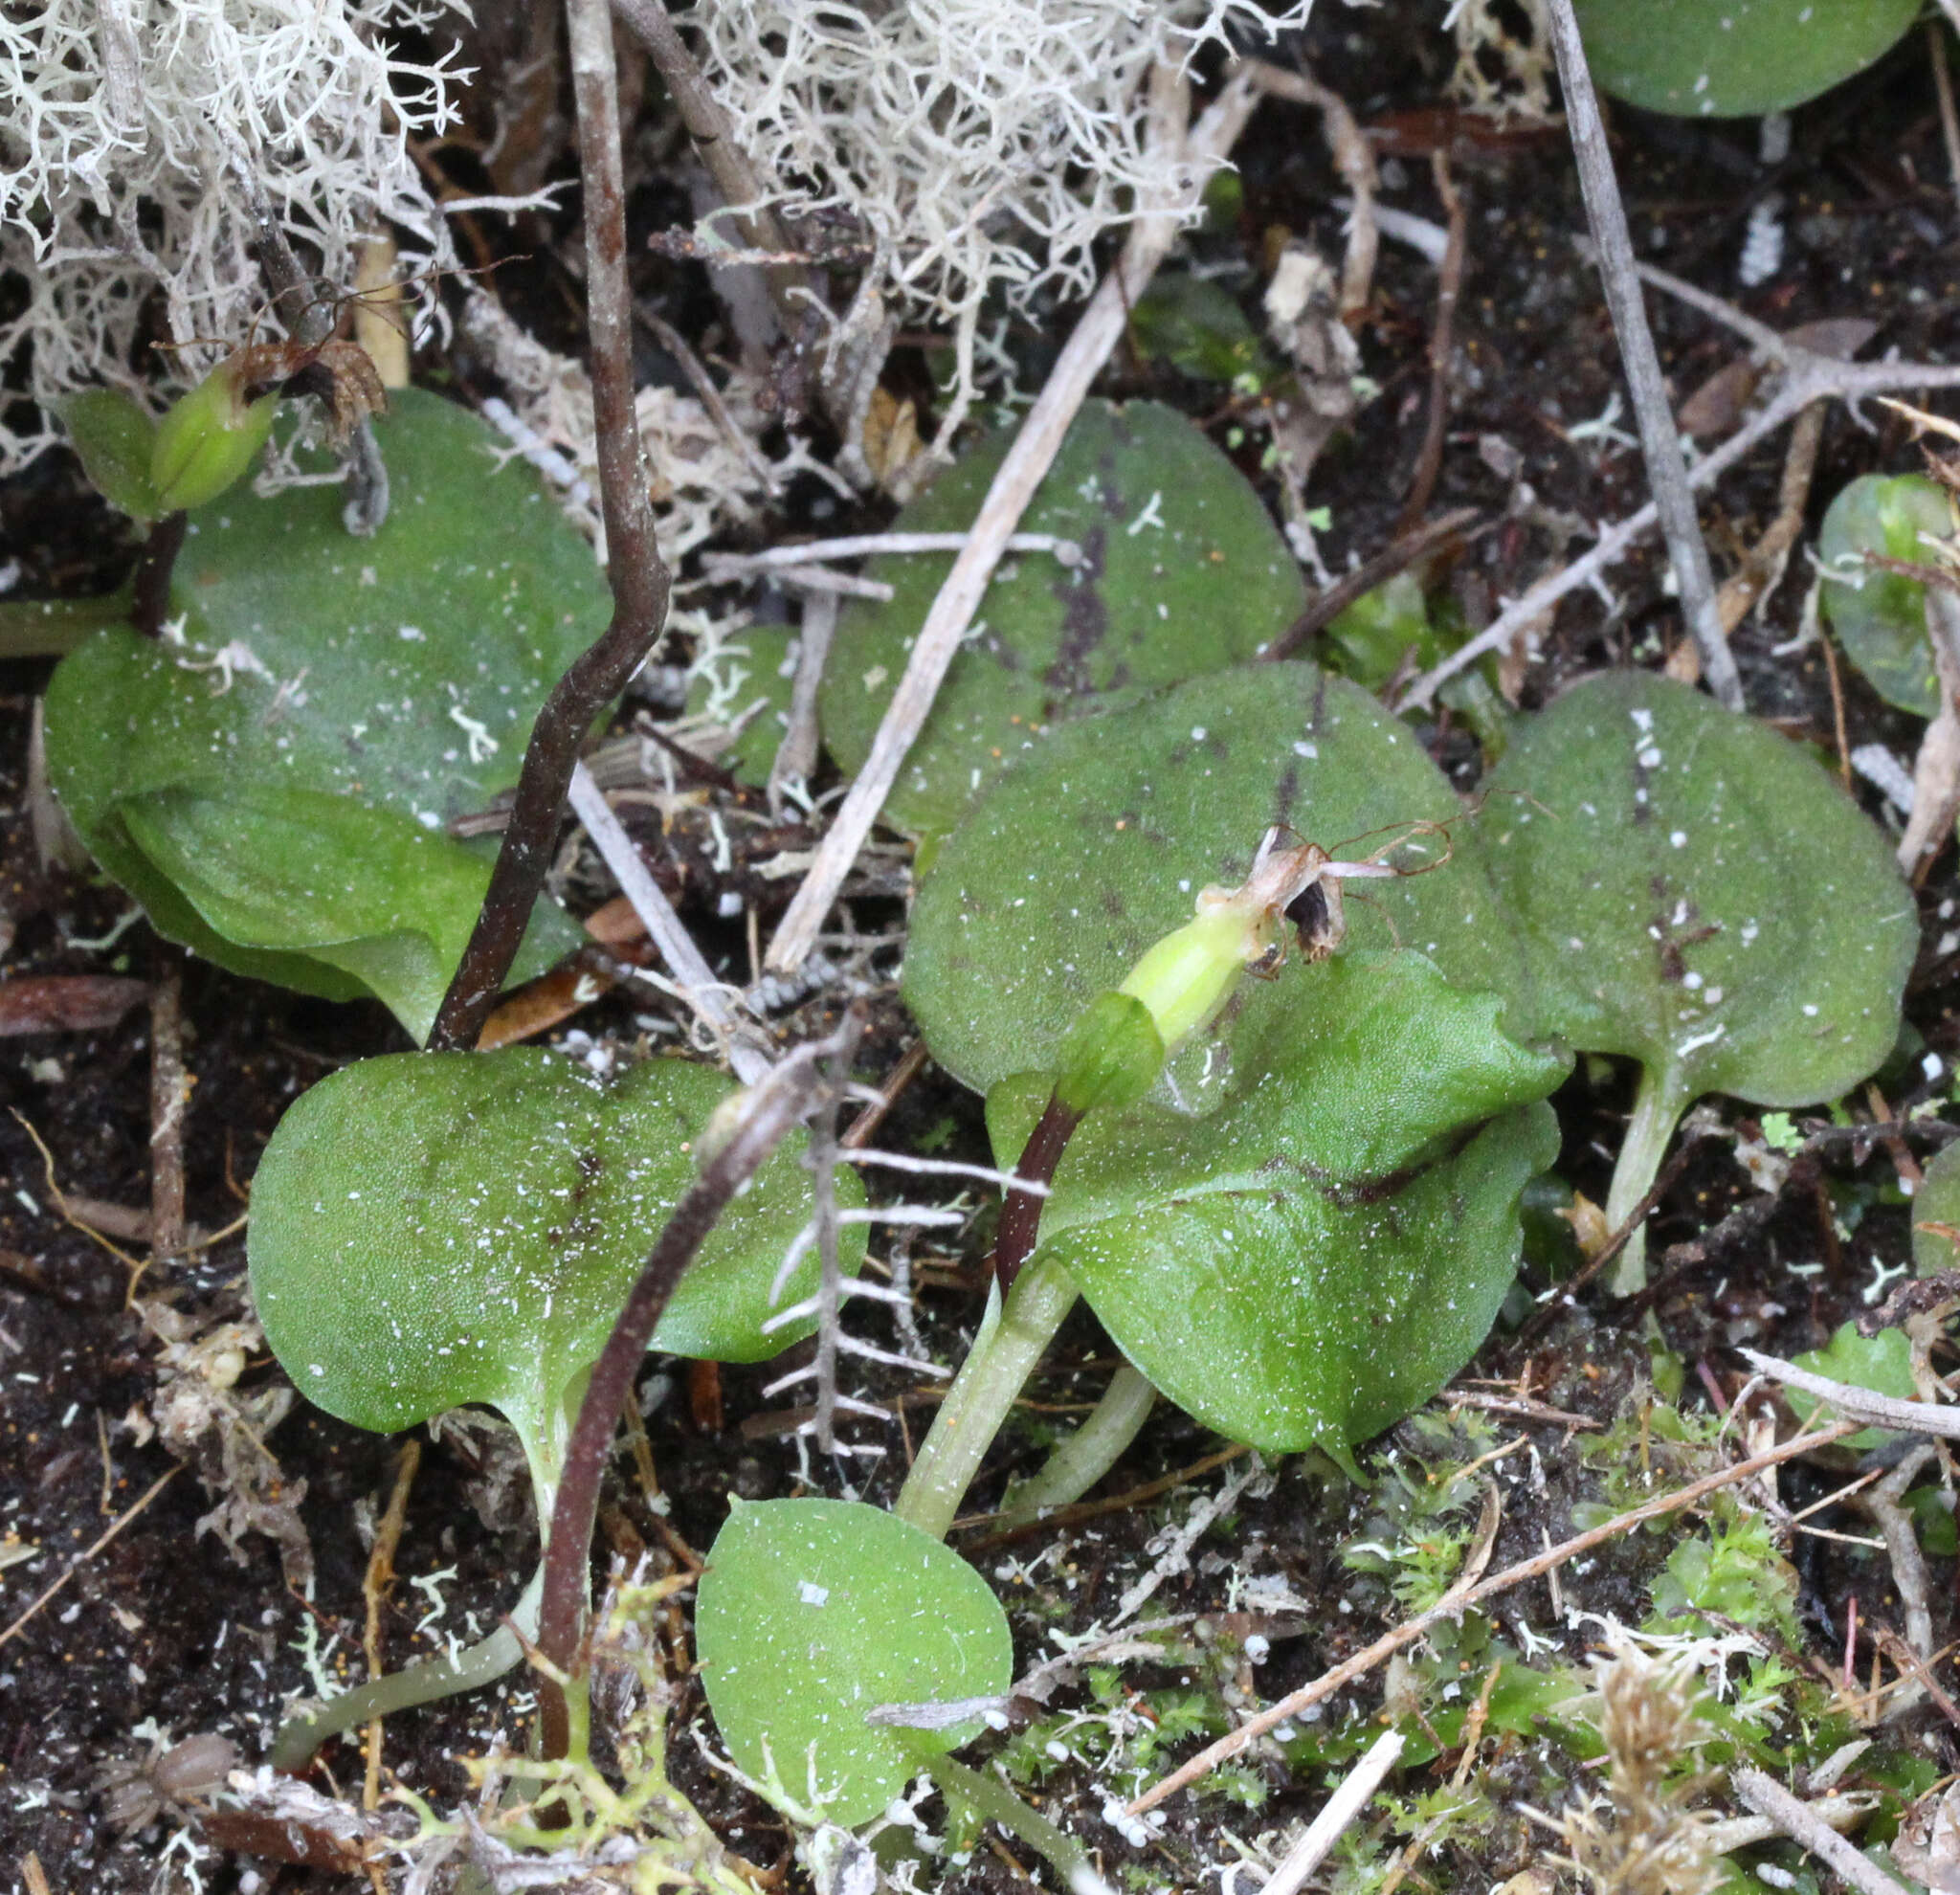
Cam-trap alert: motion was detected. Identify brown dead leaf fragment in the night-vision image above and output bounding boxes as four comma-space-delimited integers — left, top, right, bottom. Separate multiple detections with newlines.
1677, 318, 1878, 436
0, 974, 149, 1035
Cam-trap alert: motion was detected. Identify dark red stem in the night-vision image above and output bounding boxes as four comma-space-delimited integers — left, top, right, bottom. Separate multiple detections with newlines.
130, 512, 187, 638
426, 0, 671, 1053
994, 1093, 1081, 1295
534, 1039, 835, 1758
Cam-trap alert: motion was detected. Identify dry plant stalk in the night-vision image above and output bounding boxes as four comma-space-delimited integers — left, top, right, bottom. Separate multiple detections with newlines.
1540, 1649, 1718, 1895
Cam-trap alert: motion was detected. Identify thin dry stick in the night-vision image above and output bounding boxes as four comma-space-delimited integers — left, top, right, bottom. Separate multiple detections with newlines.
147, 959, 187, 1267
1403, 339, 1960, 709
1236, 61, 1378, 323
704, 531, 1080, 576
1396, 151, 1466, 533
1731, 1767, 1916, 1895
428, 0, 673, 1050
1128, 1418, 1858, 1814
0, 1465, 179, 1650
1935, 25, 1960, 225
1544, 0, 1736, 708
362, 1439, 421, 1811
607, 0, 811, 335
765, 64, 1263, 973
564, 762, 772, 1083
1261, 1729, 1405, 1895
768, 590, 836, 813
1739, 1348, 1960, 1440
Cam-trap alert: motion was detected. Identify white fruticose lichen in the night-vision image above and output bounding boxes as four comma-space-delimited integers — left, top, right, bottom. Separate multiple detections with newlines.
0, 0, 469, 472
686, 0, 1311, 441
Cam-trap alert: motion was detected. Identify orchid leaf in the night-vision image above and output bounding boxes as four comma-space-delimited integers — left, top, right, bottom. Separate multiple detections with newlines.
249, 1049, 864, 1465
903, 661, 1533, 1100
819, 400, 1307, 842
1912, 1139, 1960, 1278
1478, 672, 1914, 1285
43, 389, 609, 1038
1572, 0, 1917, 118
697, 1498, 1013, 1826
1817, 473, 1953, 717
987, 951, 1563, 1452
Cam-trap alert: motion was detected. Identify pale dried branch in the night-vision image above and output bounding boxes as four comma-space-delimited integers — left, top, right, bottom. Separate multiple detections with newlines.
765, 62, 1262, 972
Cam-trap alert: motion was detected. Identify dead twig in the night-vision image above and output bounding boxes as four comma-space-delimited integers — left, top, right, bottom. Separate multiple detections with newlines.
1261, 1729, 1405, 1895
565, 762, 772, 1082
1900, 589, 1960, 880
1396, 151, 1466, 533
1237, 61, 1378, 323
0, 1466, 179, 1651
147, 958, 188, 1274
362, 1439, 420, 1811
1741, 1349, 1960, 1441
1128, 1417, 1859, 1813
1716, 401, 1824, 634
1268, 508, 1484, 664
1544, 0, 1735, 707
428, 0, 673, 1051
1936, 20, 1960, 226
765, 63, 1262, 973
768, 591, 836, 814
1731, 1767, 1916, 1895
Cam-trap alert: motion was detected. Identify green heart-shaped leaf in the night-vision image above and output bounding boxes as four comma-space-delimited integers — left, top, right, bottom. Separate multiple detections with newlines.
1571, 0, 1917, 118
903, 661, 1533, 1099
43, 389, 611, 1037
988, 952, 1564, 1451
697, 1498, 1013, 1825
249, 1049, 864, 1460
1478, 672, 1913, 1284
819, 400, 1307, 842
1818, 474, 1953, 717
120, 783, 576, 1043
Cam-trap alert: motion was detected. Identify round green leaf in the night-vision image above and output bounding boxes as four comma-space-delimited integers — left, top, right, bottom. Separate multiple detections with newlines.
903, 661, 1532, 1098
1478, 672, 1914, 1113
1913, 1139, 1960, 1278
249, 1049, 864, 1453
989, 952, 1564, 1452
1789, 1321, 1915, 1451
1818, 474, 1953, 717
819, 400, 1307, 842
697, 1498, 1013, 1825
1571, 0, 1918, 118
43, 389, 610, 1037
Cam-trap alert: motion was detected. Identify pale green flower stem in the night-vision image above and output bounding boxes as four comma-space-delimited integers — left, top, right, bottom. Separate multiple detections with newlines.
895, 1257, 1080, 1541
1001, 1362, 1156, 1526
1603, 1062, 1692, 1296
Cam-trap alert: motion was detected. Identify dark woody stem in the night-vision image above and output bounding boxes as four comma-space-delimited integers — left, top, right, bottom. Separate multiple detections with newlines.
533, 1037, 835, 1760
426, 0, 672, 1053
129, 511, 187, 638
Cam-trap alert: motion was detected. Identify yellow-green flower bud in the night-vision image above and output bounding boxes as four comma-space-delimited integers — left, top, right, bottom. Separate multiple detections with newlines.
1054, 991, 1165, 1116
150, 360, 279, 513
1118, 903, 1264, 1051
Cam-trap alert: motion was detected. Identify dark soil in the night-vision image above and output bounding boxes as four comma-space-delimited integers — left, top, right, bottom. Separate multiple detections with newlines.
7, 5, 1960, 1891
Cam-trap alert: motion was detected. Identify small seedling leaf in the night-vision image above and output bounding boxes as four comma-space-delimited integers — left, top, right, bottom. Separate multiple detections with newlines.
988, 952, 1563, 1451
819, 400, 1307, 841
1571, 0, 1918, 118
904, 661, 1532, 1098
1817, 473, 1954, 717
1789, 1321, 1916, 1451
43, 390, 611, 1038
1912, 1139, 1960, 1277
1479, 672, 1913, 1111
249, 1049, 863, 1456
59, 390, 161, 520
697, 1498, 1013, 1825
